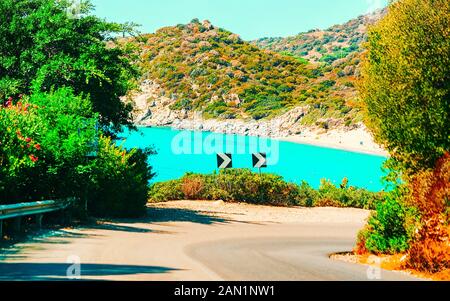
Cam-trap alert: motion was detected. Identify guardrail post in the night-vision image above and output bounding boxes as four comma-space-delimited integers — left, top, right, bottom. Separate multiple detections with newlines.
12, 217, 21, 234
0, 198, 75, 238
62, 209, 71, 225
36, 214, 43, 229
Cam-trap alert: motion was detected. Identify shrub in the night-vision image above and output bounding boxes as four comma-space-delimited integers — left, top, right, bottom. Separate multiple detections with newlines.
405, 153, 450, 220
356, 0, 450, 274
357, 195, 418, 255
148, 180, 183, 203
87, 137, 155, 218
212, 169, 301, 206
406, 231, 450, 273
149, 169, 301, 206
316, 179, 383, 209
0, 90, 154, 218
0, 89, 97, 204
181, 174, 205, 199
296, 181, 318, 207
313, 198, 343, 208
148, 169, 383, 209
170, 98, 193, 111
404, 153, 450, 272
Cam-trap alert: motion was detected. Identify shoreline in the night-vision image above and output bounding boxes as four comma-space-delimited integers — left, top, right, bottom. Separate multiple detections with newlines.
131, 81, 388, 157
277, 132, 388, 157
279, 136, 387, 157
137, 124, 389, 157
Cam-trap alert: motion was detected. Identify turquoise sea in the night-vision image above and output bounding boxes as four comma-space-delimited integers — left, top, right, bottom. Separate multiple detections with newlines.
120, 127, 388, 191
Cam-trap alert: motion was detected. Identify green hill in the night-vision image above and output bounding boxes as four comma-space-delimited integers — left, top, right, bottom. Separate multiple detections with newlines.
253, 9, 386, 65
126, 15, 385, 127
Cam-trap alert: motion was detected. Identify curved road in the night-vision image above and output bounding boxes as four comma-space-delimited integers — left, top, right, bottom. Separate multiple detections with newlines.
0, 201, 420, 281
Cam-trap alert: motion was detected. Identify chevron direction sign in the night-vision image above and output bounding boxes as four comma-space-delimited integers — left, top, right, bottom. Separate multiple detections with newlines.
252, 153, 267, 169
217, 153, 233, 169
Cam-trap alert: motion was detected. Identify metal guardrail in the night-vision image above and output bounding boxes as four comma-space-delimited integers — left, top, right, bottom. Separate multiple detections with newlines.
0, 198, 75, 239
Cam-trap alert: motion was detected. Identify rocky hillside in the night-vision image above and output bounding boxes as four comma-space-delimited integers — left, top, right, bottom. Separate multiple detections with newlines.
124, 10, 386, 133
126, 18, 369, 128
254, 9, 386, 65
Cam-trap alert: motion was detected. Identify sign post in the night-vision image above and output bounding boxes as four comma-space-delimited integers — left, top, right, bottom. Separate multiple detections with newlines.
217, 153, 233, 169
252, 153, 267, 174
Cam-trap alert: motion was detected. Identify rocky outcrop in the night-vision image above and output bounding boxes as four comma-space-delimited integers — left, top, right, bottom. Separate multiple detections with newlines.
128, 81, 360, 139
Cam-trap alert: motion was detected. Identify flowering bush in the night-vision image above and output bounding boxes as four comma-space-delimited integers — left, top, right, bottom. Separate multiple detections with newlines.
0, 99, 39, 173
1, 89, 154, 217
0, 89, 97, 203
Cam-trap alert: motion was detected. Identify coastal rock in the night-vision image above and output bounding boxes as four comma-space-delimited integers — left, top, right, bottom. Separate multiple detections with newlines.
202, 20, 214, 30
223, 93, 241, 105
128, 82, 378, 151
140, 109, 152, 121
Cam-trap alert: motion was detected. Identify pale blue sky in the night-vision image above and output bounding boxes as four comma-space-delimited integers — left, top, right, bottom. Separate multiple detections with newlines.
90, 0, 388, 40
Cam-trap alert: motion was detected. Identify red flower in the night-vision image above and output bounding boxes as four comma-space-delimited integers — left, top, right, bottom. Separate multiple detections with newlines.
25, 137, 32, 143
29, 154, 39, 163
34, 144, 41, 150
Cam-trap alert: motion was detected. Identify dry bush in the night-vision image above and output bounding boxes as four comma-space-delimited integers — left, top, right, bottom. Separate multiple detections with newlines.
355, 227, 370, 255
313, 198, 343, 208
404, 153, 450, 273
181, 175, 205, 200
406, 225, 450, 273
406, 153, 449, 218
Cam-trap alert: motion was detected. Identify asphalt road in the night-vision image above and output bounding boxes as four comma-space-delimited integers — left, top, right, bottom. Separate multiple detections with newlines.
0, 201, 420, 281
187, 236, 417, 281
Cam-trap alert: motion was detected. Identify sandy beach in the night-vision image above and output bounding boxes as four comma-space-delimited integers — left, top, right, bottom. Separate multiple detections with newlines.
279, 127, 388, 156
141, 123, 389, 157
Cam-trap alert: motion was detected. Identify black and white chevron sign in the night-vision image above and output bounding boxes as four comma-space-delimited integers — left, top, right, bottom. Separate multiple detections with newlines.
252, 153, 267, 168
217, 153, 233, 169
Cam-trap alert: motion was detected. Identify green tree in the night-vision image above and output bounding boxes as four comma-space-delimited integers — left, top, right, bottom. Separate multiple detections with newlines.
0, 0, 139, 133
357, 0, 450, 265
359, 0, 450, 173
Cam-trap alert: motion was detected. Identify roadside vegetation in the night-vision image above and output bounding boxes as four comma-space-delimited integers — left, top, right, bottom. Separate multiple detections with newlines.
149, 169, 384, 210
355, 0, 449, 276
0, 0, 153, 241
1, 0, 447, 280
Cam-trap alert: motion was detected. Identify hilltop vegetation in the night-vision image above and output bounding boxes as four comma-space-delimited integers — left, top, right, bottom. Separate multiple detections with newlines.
129, 19, 364, 126
254, 9, 385, 65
